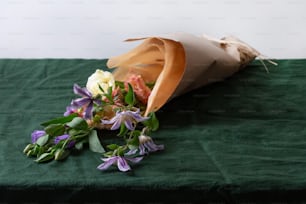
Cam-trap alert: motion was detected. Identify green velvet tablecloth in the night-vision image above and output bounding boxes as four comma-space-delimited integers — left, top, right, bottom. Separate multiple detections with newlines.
1, 59, 306, 203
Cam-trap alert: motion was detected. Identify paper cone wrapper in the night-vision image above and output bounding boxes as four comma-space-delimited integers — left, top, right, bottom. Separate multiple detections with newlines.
107, 33, 260, 116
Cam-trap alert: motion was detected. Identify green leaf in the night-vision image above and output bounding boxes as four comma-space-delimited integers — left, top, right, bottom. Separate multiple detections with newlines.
36, 134, 49, 146
115, 81, 125, 89
124, 83, 135, 106
146, 82, 155, 89
103, 151, 114, 157
98, 84, 105, 93
68, 129, 90, 139
116, 146, 125, 156
35, 152, 54, 163
45, 124, 65, 137
99, 84, 113, 103
118, 123, 128, 137
143, 112, 159, 131
41, 113, 78, 127
37, 146, 47, 158
66, 117, 88, 130
150, 112, 159, 131
127, 135, 139, 150
107, 86, 113, 96
88, 130, 105, 153
107, 144, 119, 151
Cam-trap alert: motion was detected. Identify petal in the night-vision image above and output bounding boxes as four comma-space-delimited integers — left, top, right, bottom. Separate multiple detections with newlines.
73, 84, 92, 98
110, 118, 122, 130
117, 157, 131, 172
32, 130, 46, 137
135, 115, 150, 122
54, 134, 70, 144
64, 105, 75, 116
67, 140, 76, 149
128, 111, 149, 122
84, 102, 93, 119
156, 144, 165, 151
139, 145, 146, 155
71, 98, 90, 107
97, 157, 117, 170
31, 130, 46, 143
125, 148, 138, 156
93, 99, 102, 105
124, 119, 135, 130
101, 114, 119, 124
101, 156, 117, 162
143, 142, 157, 151
144, 141, 164, 152
125, 156, 143, 163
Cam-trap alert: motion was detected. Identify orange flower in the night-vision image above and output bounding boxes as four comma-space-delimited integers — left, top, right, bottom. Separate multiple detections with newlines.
125, 74, 151, 105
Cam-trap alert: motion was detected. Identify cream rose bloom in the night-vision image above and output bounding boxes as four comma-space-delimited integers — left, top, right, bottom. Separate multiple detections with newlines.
86, 69, 115, 97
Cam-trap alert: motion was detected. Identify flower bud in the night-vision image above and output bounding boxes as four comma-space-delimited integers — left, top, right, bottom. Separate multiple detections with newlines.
26, 150, 33, 157
23, 144, 34, 154
54, 149, 70, 161
35, 153, 54, 163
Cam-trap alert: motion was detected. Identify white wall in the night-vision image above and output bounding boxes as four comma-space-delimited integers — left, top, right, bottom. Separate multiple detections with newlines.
0, 0, 305, 59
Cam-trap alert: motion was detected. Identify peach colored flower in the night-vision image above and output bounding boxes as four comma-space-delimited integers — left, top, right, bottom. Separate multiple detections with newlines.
125, 74, 151, 105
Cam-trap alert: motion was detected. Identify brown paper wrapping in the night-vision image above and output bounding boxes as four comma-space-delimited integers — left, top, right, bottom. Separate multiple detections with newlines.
106, 33, 260, 116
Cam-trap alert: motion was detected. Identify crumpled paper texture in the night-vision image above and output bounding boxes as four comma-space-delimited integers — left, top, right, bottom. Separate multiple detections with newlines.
107, 33, 260, 115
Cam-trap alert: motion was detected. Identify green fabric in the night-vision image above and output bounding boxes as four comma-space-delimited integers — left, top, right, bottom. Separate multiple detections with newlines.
1, 59, 306, 203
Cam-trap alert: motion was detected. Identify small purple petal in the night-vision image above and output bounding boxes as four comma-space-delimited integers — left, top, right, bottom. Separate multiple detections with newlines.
54, 134, 75, 148
125, 148, 138, 156
156, 144, 164, 151
144, 142, 158, 151
117, 157, 131, 172
145, 141, 164, 152
73, 84, 92, 98
67, 141, 76, 148
84, 102, 93, 119
124, 120, 135, 130
101, 114, 118, 124
110, 119, 121, 130
101, 156, 117, 162
54, 134, 70, 144
128, 111, 149, 122
31, 130, 46, 144
97, 156, 118, 170
125, 156, 143, 163
93, 99, 102, 105
64, 105, 76, 116
139, 145, 146, 155
71, 98, 91, 107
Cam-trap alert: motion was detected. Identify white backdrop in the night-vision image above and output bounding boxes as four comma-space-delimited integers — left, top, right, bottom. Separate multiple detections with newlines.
0, 0, 305, 59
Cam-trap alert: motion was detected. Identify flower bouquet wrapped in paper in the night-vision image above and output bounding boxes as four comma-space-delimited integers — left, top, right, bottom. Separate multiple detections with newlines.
23, 32, 270, 172
107, 33, 269, 116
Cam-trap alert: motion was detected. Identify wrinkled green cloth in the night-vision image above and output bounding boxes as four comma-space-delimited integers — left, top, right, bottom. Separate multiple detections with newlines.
0, 59, 306, 203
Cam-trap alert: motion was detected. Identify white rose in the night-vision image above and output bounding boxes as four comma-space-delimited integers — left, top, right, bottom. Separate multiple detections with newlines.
86, 69, 115, 97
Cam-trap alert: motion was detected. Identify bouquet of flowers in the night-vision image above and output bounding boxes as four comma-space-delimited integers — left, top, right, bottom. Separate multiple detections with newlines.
23, 32, 273, 172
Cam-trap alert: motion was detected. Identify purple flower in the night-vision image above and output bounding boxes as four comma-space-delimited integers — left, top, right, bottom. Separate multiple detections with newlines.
70, 84, 101, 119
101, 109, 149, 130
97, 156, 143, 172
127, 135, 164, 155
31, 130, 46, 143
54, 134, 75, 148
64, 105, 77, 116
